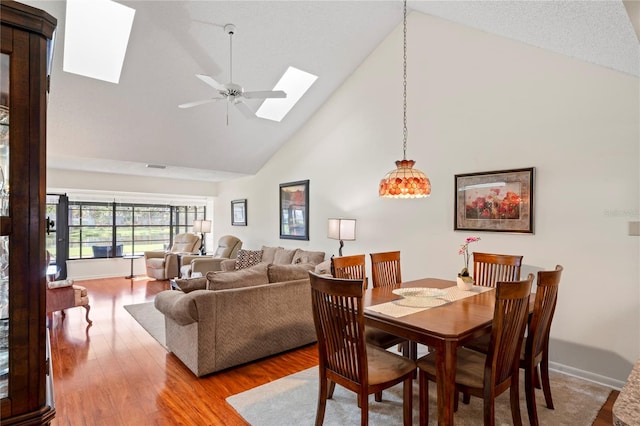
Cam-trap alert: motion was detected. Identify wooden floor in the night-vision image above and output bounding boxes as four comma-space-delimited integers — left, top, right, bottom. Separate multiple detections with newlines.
49, 276, 618, 425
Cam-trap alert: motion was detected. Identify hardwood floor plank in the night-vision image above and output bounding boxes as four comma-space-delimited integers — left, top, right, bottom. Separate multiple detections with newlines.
48, 276, 615, 425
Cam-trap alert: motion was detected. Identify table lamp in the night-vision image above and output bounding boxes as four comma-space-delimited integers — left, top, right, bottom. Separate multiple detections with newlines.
328, 218, 356, 257
193, 219, 212, 255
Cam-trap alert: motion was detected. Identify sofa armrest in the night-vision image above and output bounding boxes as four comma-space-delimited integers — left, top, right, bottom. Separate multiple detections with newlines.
191, 257, 226, 275
154, 289, 212, 326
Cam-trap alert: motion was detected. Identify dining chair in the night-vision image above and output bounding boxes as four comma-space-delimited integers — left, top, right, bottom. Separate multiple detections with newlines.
308, 271, 415, 426
472, 252, 523, 287
521, 265, 563, 426
417, 274, 534, 426
331, 254, 368, 288
332, 254, 410, 399
369, 251, 417, 360
369, 251, 402, 288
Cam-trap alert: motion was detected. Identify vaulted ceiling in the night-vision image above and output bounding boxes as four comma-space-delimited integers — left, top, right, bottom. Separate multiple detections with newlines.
23, 1, 640, 183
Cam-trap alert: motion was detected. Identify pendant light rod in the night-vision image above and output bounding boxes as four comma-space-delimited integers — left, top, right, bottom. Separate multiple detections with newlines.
402, 0, 408, 161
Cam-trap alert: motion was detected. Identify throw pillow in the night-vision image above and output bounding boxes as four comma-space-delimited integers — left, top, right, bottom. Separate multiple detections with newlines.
234, 249, 263, 270
207, 263, 269, 290
314, 260, 332, 276
292, 249, 325, 266
273, 248, 296, 264
267, 263, 315, 283
261, 245, 283, 264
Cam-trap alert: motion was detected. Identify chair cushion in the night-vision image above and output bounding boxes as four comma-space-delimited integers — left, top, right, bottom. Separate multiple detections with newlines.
267, 263, 314, 283
234, 249, 263, 270
365, 327, 406, 349
292, 249, 325, 266
367, 345, 416, 386
206, 263, 269, 290
146, 258, 165, 269
417, 347, 486, 389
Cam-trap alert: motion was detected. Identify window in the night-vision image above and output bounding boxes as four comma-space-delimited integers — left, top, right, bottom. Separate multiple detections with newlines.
66, 201, 205, 259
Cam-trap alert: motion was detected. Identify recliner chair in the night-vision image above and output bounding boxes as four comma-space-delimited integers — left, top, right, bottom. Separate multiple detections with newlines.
179, 235, 243, 278
144, 233, 201, 280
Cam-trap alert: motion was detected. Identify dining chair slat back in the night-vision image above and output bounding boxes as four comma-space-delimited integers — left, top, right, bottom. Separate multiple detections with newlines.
308, 271, 415, 426
417, 274, 534, 426
331, 254, 367, 288
473, 252, 523, 287
370, 251, 402, 288
522, 265, 563, 426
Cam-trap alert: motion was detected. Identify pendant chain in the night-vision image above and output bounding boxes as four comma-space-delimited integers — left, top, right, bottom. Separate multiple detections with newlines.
402, 0, 408, 160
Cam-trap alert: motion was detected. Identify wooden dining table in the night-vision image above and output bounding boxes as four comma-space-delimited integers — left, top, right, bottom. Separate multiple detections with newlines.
363, 277, 500, 426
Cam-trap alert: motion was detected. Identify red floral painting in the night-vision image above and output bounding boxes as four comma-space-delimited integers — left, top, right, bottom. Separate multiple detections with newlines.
464, 184, 522, 220
454, 168, 534, 233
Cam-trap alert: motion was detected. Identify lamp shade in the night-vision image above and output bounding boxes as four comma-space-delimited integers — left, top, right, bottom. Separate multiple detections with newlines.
328, 218, 356, 241
193, 219, 212, 233
379, 159, 431, 198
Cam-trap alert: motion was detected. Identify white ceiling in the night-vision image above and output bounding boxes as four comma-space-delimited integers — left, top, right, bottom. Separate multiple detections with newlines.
23, 0, 640, 183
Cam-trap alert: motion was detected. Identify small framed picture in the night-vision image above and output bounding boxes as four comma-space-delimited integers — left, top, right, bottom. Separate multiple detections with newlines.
231, 199, 247, 226
279, 180, 309, 240
454, 167, 534, 233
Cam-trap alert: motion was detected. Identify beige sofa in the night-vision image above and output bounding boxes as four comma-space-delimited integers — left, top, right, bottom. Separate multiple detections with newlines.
154, 246, 325, 377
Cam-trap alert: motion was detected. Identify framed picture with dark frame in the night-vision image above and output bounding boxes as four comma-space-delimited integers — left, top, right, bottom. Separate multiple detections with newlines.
231, 199, 247, 226
454, 167, 534, 233
279, 180, 309, 240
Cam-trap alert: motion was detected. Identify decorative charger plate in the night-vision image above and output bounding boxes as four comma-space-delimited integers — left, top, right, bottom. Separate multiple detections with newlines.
392, 287, 447, 308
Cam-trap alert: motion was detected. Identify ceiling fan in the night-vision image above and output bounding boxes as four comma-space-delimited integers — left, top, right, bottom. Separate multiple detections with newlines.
178, 23, 286, 123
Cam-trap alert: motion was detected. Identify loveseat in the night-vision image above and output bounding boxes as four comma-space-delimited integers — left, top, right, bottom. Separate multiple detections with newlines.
154, 246, 326, 377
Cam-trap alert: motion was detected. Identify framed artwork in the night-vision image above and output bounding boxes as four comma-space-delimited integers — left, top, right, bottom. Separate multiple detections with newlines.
279, 180, 309, 240
231, 199, 247, 226
454, 167, 534, 233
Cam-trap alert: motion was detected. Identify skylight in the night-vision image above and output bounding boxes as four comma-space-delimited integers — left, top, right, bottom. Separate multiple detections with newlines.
63, 0, 135, 84
256, 66, 317, 122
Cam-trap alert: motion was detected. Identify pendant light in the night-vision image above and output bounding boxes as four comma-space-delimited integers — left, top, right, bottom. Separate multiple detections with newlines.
379, 0, 431, 198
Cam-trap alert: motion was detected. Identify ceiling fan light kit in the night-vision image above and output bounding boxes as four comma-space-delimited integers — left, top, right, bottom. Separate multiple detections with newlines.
178, 23, 287, 122
379, 0, 431, 199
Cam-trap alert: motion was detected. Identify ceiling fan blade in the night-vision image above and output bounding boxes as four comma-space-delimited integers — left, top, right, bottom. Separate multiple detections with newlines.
196, 74, 225, 91
234, 101, 256, 119
178, 98, 221, 109
243, 90, 286, 99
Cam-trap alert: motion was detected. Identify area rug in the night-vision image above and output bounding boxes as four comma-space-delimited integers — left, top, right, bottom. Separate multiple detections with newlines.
227, 366, 611, 425
123, 302, 166, 348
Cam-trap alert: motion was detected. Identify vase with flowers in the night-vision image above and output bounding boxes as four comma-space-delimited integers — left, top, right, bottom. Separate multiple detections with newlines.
457, 236, 480, 290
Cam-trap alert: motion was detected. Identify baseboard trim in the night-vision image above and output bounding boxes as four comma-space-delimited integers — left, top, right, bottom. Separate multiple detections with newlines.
549, 361, 625, 390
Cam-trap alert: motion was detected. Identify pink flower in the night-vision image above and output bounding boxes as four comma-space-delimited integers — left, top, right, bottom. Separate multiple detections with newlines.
459, 236, 481, 273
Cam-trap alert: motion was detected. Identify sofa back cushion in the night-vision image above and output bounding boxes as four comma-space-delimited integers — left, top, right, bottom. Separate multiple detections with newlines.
273, 248, 296, 264
206, 263, 269, 290
267, 263, 315, 283
234, 249, 263, 270
261, 246, 283, 264
292, 249, 325, 266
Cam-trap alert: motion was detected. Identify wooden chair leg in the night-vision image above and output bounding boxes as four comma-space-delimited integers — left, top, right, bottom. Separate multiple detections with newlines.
83, 304, 93, 324
327, 380, 336, 399
403, 377, 412, 426
360, 392, 369, 426
540, 358, 554, 409
419, 370, 429, 426
525, 364, 540, 426
315, 377, 328, 426
374, 391, 382, 402
510, 375, 523, 426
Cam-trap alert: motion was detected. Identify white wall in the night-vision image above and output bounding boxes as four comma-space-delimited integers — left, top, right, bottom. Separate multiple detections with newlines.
212, 13, 640, 386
